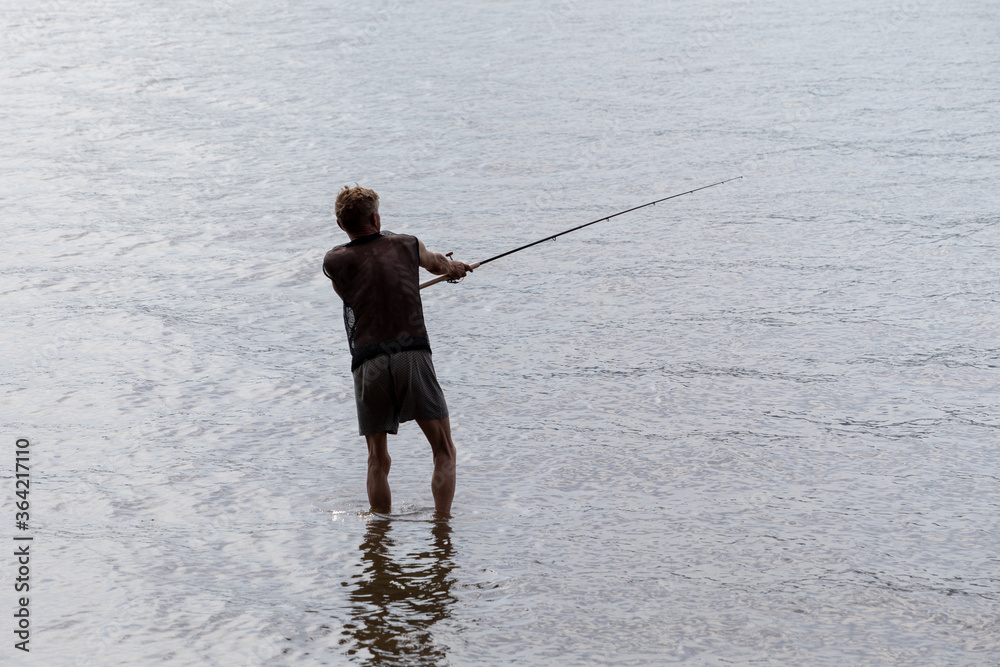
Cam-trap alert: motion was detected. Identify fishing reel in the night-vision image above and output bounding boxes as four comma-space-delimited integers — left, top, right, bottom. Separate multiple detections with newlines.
445, 252, 465, 284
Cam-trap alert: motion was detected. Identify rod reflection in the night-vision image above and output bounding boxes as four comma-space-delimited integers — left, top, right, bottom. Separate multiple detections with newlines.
343, 517, 456, 665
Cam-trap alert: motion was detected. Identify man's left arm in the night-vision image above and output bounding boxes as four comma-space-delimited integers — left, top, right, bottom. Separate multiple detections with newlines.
418, 239, 473, 280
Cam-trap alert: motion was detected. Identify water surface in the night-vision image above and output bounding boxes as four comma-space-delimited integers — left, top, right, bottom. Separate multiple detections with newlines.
2, 0, 999, 664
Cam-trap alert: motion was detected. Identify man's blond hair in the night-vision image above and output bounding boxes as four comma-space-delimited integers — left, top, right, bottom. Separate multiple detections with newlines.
335, 185, 380, 233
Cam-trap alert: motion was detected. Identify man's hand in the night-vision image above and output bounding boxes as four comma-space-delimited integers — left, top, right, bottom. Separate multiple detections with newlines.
444, 252, 474, 280
418, 239, 474, 279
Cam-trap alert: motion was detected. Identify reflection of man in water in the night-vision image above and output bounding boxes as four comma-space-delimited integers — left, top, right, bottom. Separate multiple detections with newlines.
345, 518, 456, 664
323, 185, 472, 516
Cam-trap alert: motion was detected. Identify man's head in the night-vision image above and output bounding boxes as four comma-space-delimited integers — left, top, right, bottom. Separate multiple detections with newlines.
335, 185, 380, 236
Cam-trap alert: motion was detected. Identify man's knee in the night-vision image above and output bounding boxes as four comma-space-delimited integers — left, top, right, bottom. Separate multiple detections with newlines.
420, 422, 455, 462
368, 451, 391, 476
366, 434, 391, 472
431, 439, 455, 468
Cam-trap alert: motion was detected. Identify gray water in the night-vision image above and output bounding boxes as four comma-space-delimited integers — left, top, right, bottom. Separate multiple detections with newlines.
2, 0, 999, 664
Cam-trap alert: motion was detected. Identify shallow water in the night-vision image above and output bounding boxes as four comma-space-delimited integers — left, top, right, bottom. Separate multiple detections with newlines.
2, 0, 999, 664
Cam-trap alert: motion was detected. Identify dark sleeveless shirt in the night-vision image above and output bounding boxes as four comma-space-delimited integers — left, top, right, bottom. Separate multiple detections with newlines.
322, 232, 430, 370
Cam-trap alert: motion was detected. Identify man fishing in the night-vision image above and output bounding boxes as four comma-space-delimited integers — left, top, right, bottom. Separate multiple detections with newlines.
323, 185, 473, 516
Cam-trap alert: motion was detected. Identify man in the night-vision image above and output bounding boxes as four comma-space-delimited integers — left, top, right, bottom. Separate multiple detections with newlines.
323, 185, 472, 516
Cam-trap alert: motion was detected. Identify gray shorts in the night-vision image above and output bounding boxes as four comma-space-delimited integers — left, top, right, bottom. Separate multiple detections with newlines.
352, 349, 449, 436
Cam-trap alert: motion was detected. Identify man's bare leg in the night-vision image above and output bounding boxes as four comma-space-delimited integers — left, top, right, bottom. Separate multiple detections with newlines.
416, 417, 456, 516
365, 432, 391, 513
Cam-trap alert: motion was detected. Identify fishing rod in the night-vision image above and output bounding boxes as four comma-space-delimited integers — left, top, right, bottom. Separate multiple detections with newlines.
419, 176, 742, 290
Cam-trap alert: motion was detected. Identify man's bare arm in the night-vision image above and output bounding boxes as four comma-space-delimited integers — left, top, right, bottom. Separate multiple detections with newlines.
323, 260, 345, 298
418, 239, 474, 280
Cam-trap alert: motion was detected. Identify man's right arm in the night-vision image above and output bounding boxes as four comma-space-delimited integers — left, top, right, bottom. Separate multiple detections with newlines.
323, 252, 344, 299
418, 239, 473, 280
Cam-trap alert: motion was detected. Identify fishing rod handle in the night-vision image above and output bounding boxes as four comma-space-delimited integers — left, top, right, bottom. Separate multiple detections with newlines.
419, 262, 481, 290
